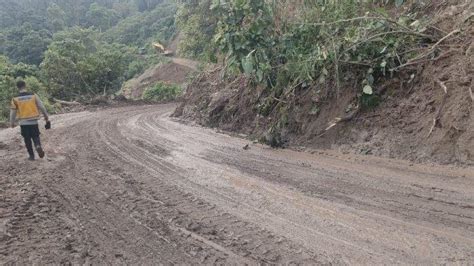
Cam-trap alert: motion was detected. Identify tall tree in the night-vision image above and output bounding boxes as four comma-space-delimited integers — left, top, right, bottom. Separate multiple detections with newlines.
47, 3, 67, 32
86, 3, 120, 31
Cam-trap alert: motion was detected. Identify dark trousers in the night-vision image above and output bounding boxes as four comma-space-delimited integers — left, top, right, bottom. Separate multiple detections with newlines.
20, 125, 41, 158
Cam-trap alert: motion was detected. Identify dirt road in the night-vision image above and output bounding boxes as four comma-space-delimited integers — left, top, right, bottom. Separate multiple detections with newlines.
1, 104, 473, 264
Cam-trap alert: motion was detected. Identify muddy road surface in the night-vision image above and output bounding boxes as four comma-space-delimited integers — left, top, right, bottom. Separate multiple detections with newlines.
1, 104, 473, 264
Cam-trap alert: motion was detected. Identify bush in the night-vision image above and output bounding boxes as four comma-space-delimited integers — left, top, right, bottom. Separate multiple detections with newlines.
211, 0, 434, 99
0, 56, 54, 121
0, 76, 16, 122
125, 54, 163, 80
41, 27, 136, 99
24, 76, 59, 114
175, 1, 218, 61
143, 82, 182, 102
103, 2, 177, 48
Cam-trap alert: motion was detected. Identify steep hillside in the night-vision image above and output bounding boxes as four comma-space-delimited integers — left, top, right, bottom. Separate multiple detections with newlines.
174, 1, 473, 165
119, 29, 200, 101
0, 0, 179, 121
121, 59, 195, 100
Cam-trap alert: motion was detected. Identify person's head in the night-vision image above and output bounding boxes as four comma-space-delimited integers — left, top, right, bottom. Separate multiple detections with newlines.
16, 80, 26, 90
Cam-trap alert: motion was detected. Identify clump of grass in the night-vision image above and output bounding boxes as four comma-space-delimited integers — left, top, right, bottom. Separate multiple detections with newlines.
143, 82, 182, 102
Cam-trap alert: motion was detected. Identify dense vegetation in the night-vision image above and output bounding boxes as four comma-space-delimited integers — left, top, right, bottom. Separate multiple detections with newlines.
143, 82, 182, 102
174, 0, 452, 146
2, 0, 446, 124
179, 0, 432, 99
175, 0, 218, 61
0, 0, 176, 121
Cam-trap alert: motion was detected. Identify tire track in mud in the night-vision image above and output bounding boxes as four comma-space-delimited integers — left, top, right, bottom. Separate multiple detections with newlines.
3, 105, 319, 264
90, 107, 322, 264
1, 104, 473, 264
118, 106, 474, 263
107, 105, 474, 264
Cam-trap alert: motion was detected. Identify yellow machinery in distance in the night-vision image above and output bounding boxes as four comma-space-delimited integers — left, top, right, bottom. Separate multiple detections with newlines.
153, 42, 174, 56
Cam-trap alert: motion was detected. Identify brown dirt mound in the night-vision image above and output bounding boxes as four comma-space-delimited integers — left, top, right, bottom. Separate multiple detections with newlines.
174, 1, 473, 165
122, 61, 195, 100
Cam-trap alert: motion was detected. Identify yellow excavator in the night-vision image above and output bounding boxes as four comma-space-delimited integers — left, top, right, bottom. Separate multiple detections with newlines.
153, 42, 174, 56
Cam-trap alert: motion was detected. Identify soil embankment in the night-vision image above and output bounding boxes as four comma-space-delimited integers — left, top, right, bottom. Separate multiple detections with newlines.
121, 60, 196, 100
121, 33, 198, 100
174, 1, 473, 165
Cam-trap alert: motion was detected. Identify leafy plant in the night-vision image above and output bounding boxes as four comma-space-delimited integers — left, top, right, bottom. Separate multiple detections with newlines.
209, 0, 433, 105
41, 27, 139, 100
143, 82, 182, 102
212, 0, 275, 83
0, 56, 53, 121
103, 2, 177, 47
175, 0, 218, 61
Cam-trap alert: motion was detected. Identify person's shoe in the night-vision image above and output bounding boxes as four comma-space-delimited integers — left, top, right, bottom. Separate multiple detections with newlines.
36, 146, 45, 159
28, 156, 35, 161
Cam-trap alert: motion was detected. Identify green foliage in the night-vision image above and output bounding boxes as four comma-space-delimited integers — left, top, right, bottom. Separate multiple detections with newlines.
135, 0, 166, 12
41, 27, 136, 99
0, 0, 179, 112
0, 0, 176, 65
0, 24, 52, 65
86, 3, 120, 31
212, 0, 275, 82
0, 57, 17, 121
175, 0, 218, 61
103, 1, 176, 47
23, 76, 59, 114
395, 0, 405, 7
143, 82, 182, 102
126, 54, 165, 80
208, 0, 429, 107
47, 3, 67, 32
0, 56, 52, 121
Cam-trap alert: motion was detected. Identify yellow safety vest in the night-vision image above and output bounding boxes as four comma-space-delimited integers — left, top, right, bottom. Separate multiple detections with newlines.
11, 93, 40, 120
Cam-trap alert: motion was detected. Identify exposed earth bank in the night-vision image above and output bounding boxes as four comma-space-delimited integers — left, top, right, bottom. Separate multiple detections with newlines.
174, 1, 473, 165
121, 60, 195, 100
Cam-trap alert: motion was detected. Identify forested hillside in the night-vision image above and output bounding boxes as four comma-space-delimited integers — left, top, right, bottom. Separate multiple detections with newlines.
0, 0, 176, 120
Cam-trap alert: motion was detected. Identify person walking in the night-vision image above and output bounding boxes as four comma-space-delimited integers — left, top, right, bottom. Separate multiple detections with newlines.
10, 80, 50, 161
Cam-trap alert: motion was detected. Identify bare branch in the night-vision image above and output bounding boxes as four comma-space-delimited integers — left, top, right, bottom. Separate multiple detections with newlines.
390, 49, 454, 71
435, 79, 448, 94
430, 29, 461, 51
53, 98, 81, 106
340, 31, 433, 60
427, 84, 450, 137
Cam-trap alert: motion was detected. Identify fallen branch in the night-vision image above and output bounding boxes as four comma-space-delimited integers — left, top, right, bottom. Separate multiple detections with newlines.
53, 98, 81, 106
470, 87, 474, 102
339, 60, 373, 67
430, 29, 461, 52
325, 117, 342, 131
390, 29, 460, 72
224, 76, 242, 90
333, 41, 341, 100
340, 30, 434, 60
427, 118, 437, 137
427, 80, 449, 137
435, 79, 448, 94
292, 15, 415, 33
323, 106, 361, 132
391, 49, 454, 71
272, 96, 288, 104
291, 16, 383, 26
